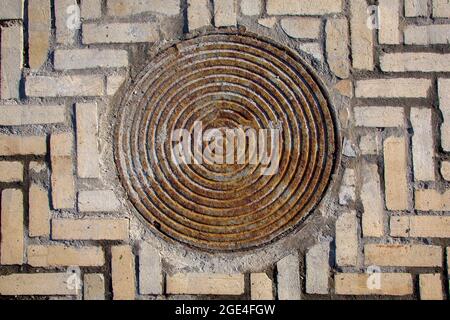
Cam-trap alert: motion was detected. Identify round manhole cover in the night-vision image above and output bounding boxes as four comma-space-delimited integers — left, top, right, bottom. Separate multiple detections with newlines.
115, 30, 337, 251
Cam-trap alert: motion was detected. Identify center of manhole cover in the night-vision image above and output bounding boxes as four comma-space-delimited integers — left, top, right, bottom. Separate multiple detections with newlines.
114, 31, 337, 251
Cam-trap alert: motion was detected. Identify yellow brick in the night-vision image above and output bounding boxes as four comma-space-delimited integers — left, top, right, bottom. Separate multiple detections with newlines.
27, 245, 104, 267
0, 189, 24, 265
52, 218, 129, 240
384, 137, 409, 210
111, 245, 136, 300
251, 273, 274, 300
0, 273, 77, 296
335, 273, 413, 296
84, 274, 105, 300
391, 216, 450, 238
419, 274, 444, 300
0, 161, 23, 182
415, 189, 450, 211
365, 244, 442, 267
29, 183, 50, 237
0, 135, 46, 156
166, 273, 245, 295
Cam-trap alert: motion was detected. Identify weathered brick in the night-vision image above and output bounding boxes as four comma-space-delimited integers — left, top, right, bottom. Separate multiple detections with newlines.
107, 74, 126, 95
381, 53, 450, 72
258, 17, 277, 29
334, 80, 353, 98
0, 105, 65, 126
28, 0, 51, 70
298, 43, 322, 61
277, 254, 301, 300
350, 0, 374, 70
390, 216, 450, 238
420, 274, 444, 300
55, 49, 128, 70
335, 273, 413, 296
55, 0, 77, 45
214, 0, 237, 27
26, 75, 105, 97
405, 0, 428, 17
405, 25, 450, 45
359, 133, 381, 155
355, 78, 431, 98
411, 108, 435, 181
438, 79, 450, 151
84, 274, 105, 300
1, 24, 23, 99
188, 0, 211, 31
433, 0, 450, 17
0, 273, 78, 296
112, 245, 136, 300
354, 107, 405, 128
52, 218, 129, 240
0, 0, 23, 20
81, 0, 102, 19
78, 190, 121, 212
326, 18, 349, 79
415, 189, 450, 211
76, 103, 100, 178
0, 161, 23, 182
0, 135, 46, 156
0, 189, 24, 265
280, 17, 321, 39
306, 242, 330, 294
442, 161, 450, 181
50, 133, 75, 209
339, 168, 356, 205
83, 22, 159, 44
378, 0, 401, 44
336, 211, 358, 266
384, 136, 409, 210
365, 244, 442, 267
361, 161, 384, 237
139, 242, 163, 295
241, 0, 261, 16
167, 273, 245, 295
29, 183, 50, 237
27, 245, 104, 267
107, 0, 180, 16
250, 273, 274, 300
267, 0, 342, 15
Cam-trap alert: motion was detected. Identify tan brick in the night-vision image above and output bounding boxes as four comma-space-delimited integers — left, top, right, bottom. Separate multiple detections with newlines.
0, 189, 24, 265
438, 79, 450, 151
415, 189, 450, 211
411, 108, 435, 181
55, 0, 77, 45
280, 17, 321, 39
27, 245, 104, 267
81, 0, 102, 19
76, 103, 100, 178
355, 78, 431, 98
241, 0, 262, 16
258, 17, 277, 29
298, 43, 322, 61
405, 25, 450, 45
84, 274, 105, 300
326, 18, 350, 79
107, 0, 180, 16
83, 22, 159, 44
365, 244, 442, 267
107, 74, 126, 95
50, 133, 75, 209
378, 0, 401, 44
55, 49, 128, 70
306, 242, 330, 294
0, 161, 23, 182
420, 274, 444, 300
267, 0, 342, 15
433, 0, 450, 17
188, 0, 212, 31
0, 0, 23, 20
52, 218, 129, 240
339, 168, 356, 205
442, 161, 450, 181
405, 0, 428, 17
78, 190, 121, 212
0, 135, 46, 156
336, 211, 358, 266
0, 273, 78, 296
1, 24, 23, 99
26, 75, 105, 97
392, 216, 450, 237
359, 133, 381, 155
390, 216, 410, 237
334, 80, 353, 98
111, 245, 136, 300
350, 0, 374, 70
381, 53, 450, 72
335, 273, 413, 296
139, 242, 163, 295
214, 0, 236, 27
361, 161, 384, 237
384, 136, 409, 210
354, 107, 405, 128
251, 273, 274, 300
167, 273, 245, 295
0, 105, 65, 126
28, 0, 51, 70
29, 183, 50, 237
277, 254, 301, 300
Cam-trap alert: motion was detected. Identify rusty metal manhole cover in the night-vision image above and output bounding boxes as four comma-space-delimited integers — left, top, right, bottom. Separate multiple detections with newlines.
114, 30, 337, 251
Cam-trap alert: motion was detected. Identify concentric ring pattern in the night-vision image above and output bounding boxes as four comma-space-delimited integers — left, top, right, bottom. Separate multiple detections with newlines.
114, 31, 337, 251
